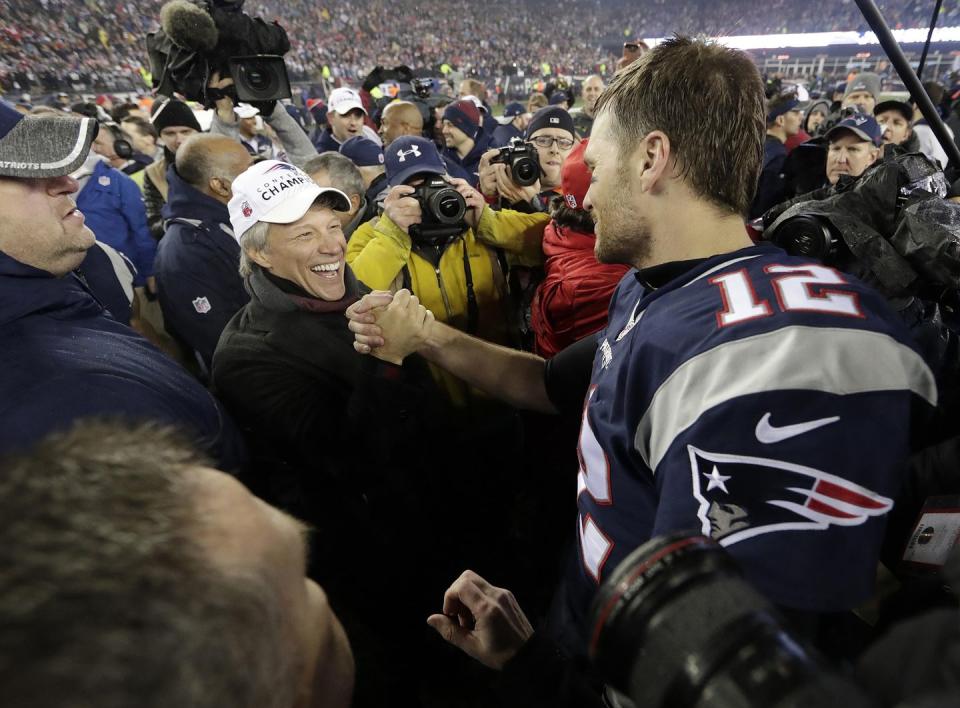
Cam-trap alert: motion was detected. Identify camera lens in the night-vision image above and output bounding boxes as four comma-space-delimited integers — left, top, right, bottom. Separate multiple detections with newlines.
589, 532, 872, 708
244, 63, 276, 93
513, 156, 539, 186
428, 188, 466, 224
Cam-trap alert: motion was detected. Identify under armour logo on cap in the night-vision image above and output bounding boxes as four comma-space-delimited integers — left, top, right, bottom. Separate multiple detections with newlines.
396, 145, 422, 162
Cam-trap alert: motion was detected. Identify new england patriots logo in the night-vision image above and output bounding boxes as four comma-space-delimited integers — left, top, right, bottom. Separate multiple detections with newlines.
688, 446, 892, 546
264, 163, 297, 173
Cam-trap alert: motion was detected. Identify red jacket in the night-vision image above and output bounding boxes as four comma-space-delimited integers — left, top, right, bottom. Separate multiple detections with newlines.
530, 221, 630, 358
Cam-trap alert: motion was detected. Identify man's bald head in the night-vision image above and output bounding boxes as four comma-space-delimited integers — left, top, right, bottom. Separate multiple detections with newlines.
176, 134, 253, 203
380, 101, 424, 146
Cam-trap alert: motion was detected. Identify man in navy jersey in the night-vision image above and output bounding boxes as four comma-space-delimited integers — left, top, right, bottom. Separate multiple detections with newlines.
347, 36, 937, 700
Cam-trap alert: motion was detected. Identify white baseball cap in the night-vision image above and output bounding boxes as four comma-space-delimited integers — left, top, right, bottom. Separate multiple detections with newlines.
328, 87, 366, 115
234, 103, 260, 119
228, 160, 351, 241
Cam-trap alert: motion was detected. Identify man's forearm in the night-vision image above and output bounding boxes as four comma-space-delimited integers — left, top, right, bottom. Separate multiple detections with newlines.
420, 321, 556, 413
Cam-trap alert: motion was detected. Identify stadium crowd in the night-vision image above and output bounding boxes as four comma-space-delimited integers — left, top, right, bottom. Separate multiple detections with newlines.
3, 0, 960, 93
3, 1, 960, 708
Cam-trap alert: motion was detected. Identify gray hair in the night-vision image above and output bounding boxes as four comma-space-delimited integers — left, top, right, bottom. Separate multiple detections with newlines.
0, 421, 299, 708
238, 219, 271, 277
303, 151, 364, 200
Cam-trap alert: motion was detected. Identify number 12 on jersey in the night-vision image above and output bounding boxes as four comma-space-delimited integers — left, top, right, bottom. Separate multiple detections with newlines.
710, 264, 863, 328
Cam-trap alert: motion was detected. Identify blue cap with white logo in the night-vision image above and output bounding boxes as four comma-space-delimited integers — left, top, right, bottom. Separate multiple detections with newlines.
384, 136, 447, 186
339, 136, 385, 168
825, 112, 883, 147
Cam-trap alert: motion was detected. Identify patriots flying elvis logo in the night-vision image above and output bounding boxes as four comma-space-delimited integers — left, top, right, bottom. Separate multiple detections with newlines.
688, 445, 892, 546
264, 163, 298, 173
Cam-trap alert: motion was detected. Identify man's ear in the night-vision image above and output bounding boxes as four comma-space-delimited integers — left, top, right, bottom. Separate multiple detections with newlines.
209, 176, 231, 199
634, 130, 672, 194
349, 193, 361, 214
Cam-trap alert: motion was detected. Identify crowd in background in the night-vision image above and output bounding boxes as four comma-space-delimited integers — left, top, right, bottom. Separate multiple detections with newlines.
3, 0, 960, 94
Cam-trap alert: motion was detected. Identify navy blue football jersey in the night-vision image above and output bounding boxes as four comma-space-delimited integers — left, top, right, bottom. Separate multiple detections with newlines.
568, 242, 937, 640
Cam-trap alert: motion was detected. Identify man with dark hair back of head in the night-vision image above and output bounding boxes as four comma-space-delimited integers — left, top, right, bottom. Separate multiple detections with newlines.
750, 92, 804, 218
154, 133, 253, 369
121, 116, 160, 160
303, 151, 376, 239
346, 38, 936, 699
0, 103, 245, 469
0, 420, 353, 708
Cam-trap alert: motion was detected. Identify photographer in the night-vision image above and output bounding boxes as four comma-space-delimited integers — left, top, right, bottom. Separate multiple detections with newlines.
479, 106, 578, 214
345, 136, 547, 402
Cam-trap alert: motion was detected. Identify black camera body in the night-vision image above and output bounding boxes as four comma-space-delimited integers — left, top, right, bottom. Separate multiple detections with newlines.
411, 78, 433, 99
490, 137, 540, 187
409, 177, 467, 245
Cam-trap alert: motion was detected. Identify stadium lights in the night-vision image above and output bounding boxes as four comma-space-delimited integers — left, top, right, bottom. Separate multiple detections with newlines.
644, 26, 960, 51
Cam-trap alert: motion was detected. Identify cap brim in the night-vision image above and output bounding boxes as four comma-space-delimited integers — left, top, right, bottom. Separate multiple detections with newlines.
825, 125, 874, 144
0, 115, 97, 178
387, 162, 445, 187
332, 101, 366, 115
261, 185, 352, 224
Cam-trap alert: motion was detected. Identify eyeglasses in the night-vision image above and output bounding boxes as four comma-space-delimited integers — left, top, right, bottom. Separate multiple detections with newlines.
624, 42, 640, 51
529, 136, 576, 150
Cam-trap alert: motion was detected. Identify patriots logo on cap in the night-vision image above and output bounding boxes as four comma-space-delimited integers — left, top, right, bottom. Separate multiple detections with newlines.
688, 446, 892, 546
396, 145, 422, 162
265, 163, 297, 173
853, 115, 869, 125
241, 201, 253, 217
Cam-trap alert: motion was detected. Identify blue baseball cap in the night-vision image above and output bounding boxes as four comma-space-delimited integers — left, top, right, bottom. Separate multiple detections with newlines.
825, 112, 883, 147
503, 102, 525, 118
549, 91, 569, 105
384, 136, 446, 186
339, 136, 385, 167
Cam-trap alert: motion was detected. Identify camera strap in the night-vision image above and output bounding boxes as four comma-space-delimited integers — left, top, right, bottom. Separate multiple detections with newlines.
460, 236, 479, 335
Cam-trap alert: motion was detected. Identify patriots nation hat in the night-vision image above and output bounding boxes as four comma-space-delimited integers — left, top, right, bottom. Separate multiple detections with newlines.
0, 101, 98, 178
560, 139, 591, 210
234, 103, 260, 119
340, 136, 385, 167
825, 112, 883, 147
502, 102, 525, 119
228, 160, 351, 241
384, 136, 446, 186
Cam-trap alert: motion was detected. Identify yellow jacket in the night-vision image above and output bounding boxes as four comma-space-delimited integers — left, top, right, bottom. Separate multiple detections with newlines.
346, 207, 549, 402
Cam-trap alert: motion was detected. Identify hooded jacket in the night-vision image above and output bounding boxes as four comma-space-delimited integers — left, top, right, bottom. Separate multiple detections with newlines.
530, 221, 630, 358
0, 251, 245, 470
442, 127, 494, 186
155, 165, 250, 368
75, 159, 156, 285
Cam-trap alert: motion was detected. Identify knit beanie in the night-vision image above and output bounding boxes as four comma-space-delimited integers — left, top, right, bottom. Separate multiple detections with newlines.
151, 98, 202, 133
442, 99, 481, 140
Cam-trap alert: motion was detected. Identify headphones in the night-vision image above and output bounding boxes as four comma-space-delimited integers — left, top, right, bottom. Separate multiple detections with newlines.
102, 122, 134, 160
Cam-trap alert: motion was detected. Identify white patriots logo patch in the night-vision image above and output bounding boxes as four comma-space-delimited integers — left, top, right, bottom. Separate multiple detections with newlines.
688, 445, 893, 546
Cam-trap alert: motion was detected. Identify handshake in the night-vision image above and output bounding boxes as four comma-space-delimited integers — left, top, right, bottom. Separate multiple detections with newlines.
346, 289, 434, 365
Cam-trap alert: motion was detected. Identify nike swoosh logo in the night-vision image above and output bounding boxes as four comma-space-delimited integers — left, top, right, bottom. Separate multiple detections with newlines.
755, 412, 840, 444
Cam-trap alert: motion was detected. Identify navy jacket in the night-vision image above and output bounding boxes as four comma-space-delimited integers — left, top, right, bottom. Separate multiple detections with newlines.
492, 122, 523, 148
0, 252, 246, 470
312, 127, 341, 153
442, 129, 494, 187
76, 160, 156, 285
156, 167, 250, 368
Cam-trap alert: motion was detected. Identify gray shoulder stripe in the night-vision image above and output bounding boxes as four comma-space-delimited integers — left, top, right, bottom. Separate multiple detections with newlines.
634, 326, 937, 471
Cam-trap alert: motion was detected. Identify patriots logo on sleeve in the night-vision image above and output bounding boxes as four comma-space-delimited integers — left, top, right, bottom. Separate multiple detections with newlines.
687, 446, 893, 546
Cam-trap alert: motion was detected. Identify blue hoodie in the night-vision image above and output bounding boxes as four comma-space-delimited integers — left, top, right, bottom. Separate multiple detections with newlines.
441, 124, 494, 187
156, 166, 250, 369
0, 251, 246, 470
75, 159, 156, 286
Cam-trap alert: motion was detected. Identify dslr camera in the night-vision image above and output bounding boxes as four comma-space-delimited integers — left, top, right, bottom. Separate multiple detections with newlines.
490, 137, 540, 187
410, 177, 467, 245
